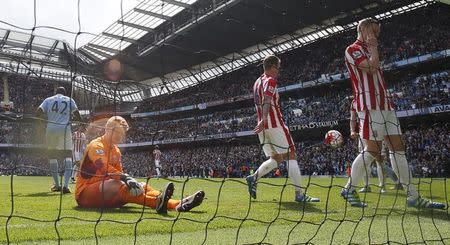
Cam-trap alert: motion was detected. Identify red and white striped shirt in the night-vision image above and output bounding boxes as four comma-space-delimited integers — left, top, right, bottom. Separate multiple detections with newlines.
153, 149, 161, 161
253, 73, 284, 129
345, 40, 394, 112
72, 131, 86, 153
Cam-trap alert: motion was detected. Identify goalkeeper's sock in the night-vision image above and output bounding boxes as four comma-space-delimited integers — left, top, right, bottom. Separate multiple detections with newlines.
389, 151, 419, 199
119, 184, 180, 210
63, 158, 72, 188
376, 161, 384, 187
288, 160, 302, 193
348, 152, 375, 192
253, 158, 277, 181
49, 159, 60, 188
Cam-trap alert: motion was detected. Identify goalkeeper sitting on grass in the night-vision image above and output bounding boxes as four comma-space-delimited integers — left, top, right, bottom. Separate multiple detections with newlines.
75, 116, 204, 213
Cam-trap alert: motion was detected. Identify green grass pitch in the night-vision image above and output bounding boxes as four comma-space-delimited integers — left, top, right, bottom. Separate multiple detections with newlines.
0, 176, 449, 244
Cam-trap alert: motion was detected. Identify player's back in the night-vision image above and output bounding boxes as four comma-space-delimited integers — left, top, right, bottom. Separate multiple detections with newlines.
40, 94, 78, 132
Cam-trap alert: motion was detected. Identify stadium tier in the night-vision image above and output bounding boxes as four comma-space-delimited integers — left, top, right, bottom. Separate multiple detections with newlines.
0, 0, 450, 244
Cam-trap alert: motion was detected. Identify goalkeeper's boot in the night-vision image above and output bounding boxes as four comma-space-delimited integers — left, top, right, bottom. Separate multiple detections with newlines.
379, 185, 386, 194
390, 183, 404, 190
176, 191, 205, 212
51, 185, 61, 192
407, 196, 445, 209
295, 192, 320, 202
156, 182, 174, 214
341, 189, 367, 208
246, 175, 257, 199
359, 186, 372, 193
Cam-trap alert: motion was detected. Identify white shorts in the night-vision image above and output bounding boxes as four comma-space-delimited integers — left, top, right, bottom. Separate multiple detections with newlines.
258, 126, 295, 157
73, 151, 83, 162
357, 110, 402, 141
45, 128, 73, 151
155, 160, 161, 168
358, 136, 388, 156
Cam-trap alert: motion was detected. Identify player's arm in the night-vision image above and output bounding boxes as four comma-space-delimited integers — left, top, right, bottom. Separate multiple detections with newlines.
35, 101, 48, 140
254, 79, 276, 134
357, 33, 380, 74
350, 109, 358, 140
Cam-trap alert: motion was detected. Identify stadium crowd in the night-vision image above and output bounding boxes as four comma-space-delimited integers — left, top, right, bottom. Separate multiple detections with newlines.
125, 70, 448, 143
135, 7, 450, 113
1, 124, 448, 179
121, 124, 450, 178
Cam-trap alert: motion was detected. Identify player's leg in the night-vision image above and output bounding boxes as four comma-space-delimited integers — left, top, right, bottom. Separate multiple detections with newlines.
376, 160, 386, 193
246, 130, 278, 199
358, 138, 372, 193
49, 159, 60, 191
155, 161, 161, 178
383, 110, 444, 209
342, 110, 382, 207
62, 157, 73, 193
61, 129, 73, 193
46, 131, 61, 191
275, 127, 319, 202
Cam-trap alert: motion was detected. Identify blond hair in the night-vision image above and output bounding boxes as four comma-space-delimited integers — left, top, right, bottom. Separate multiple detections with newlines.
357, 17, 380, 33
105, 116, 129, 131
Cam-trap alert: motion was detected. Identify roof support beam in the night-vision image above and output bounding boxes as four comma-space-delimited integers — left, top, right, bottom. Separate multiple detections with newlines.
0, 30, 10, 49
88, 43, 120, 54
102, 32, 137, 44
161, 0, 190, 8
82, 46, 112, 59
44, 40, 59, 60
77, 48, 102, 63
134, 8, 171, 21
117, 20, 155, 32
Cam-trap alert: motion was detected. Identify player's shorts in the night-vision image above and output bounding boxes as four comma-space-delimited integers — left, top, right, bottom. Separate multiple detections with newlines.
76, 181, 124, 208
258, 126, 296, 157
155, 160, 161, 168
45, 127, 73, 151
73, 151, 83, 162
358, 136, 364, 153
357, 110, 402, 141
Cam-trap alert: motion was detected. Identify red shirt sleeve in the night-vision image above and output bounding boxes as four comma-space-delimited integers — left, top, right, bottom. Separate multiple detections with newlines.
263, 78, 277, 97
346, 46, 367, 67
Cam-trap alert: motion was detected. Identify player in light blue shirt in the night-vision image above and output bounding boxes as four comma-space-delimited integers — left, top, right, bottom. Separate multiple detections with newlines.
36, 87, 82, 194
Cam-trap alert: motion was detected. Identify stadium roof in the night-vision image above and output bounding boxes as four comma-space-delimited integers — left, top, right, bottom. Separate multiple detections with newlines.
133, 0, 437, 98
75, 0, 438, 99
0, 29, 68, 68
79, 0, 199, 61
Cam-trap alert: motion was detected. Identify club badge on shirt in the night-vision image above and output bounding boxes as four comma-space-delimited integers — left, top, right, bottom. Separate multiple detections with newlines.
352, 50, 362, 59
96, 149, 104, 155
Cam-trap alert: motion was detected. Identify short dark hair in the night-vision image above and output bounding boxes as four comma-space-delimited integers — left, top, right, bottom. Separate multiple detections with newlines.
263, 55, 280, 71
56, 87, 66, 95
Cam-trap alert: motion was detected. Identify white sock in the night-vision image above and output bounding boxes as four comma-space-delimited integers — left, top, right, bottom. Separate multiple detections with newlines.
346, 152, 375, 191
389, 151, 418, 199
254, 158, 277, 181
49, 159, 59, 187
362, 164, 369, 188
156, 168, 161, 177
288, 160, 302, 193
63, 158, 72, 188
376, 161, 384, 187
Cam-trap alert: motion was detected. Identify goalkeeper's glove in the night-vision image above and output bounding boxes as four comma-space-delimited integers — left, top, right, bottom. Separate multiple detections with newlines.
120, 174, 144, 196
